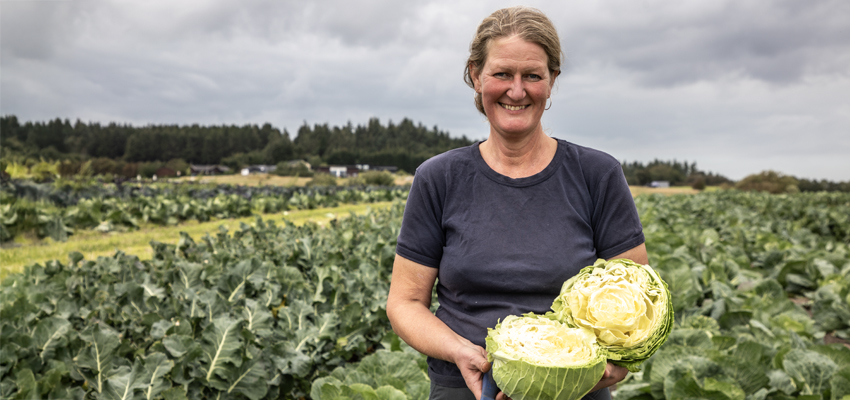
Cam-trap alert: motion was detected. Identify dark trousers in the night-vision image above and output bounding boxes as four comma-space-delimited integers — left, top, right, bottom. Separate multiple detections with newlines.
429, 381, 611, 400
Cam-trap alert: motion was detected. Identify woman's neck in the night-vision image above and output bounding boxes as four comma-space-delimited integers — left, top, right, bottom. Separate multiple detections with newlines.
479, 131, 557, 179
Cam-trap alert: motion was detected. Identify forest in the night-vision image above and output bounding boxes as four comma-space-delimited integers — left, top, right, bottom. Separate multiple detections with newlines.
3, 115, 849, 192
0, 116, 472, 175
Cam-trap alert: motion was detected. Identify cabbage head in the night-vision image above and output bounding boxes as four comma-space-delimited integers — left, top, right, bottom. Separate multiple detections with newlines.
551, 258, 673, 372
486, 314, 606, 400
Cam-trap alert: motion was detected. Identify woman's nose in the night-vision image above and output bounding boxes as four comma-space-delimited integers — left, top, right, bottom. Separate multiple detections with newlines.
507, 77, 525, 100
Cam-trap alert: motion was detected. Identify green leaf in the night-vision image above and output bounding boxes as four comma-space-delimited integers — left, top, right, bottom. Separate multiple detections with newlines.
150, 320, 173, 340
663, 357, 744, 400
665, 371, 740, 400
655, 255, 701, 313
224, 349, 268, 400
768, 369, 798, 395
99, 361, 145, 400
14, 368, 39, 400
200, 316, 242, 383
718, 310, 752, 330
311, 376, 344, 400
162, 335, 196, 358
241, 299, 273, 339
270, 340, 313, 378
831, 366, 850, 400
374, 385, 409, 400
141, 352, 173, 400
75, 324, 121, 394
648, 345, 698, 398
783, 349, 838, 396
712, 342, 770, 395
160, 386, 189, 400
33, 316, 72, 362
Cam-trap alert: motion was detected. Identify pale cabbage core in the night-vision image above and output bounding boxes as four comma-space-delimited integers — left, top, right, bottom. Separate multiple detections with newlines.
490, 315, 598, 367
562, 261, 668, 348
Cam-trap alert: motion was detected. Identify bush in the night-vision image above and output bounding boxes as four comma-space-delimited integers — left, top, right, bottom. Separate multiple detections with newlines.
349, 170, 395, 186
165, 158, 189, 176
121, 163, 138, 178
29, 160, 60, 182
57, 160, 81, 177
274, 160, 314, 177
690, 177, 706, 191
138, 161, 163, 178
736, 170, 799, 194
306, 173, 337, 187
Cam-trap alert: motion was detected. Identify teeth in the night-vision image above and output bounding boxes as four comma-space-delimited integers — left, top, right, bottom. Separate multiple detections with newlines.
501, 104, 527, 111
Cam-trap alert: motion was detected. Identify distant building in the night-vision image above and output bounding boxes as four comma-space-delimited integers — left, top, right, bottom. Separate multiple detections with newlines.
240, 165, 277, 176
283, 160, 311, 170
190, 165, 230, 176
314, 164, 398, 178
650, 181, 670, 188
315, 165, 360, 178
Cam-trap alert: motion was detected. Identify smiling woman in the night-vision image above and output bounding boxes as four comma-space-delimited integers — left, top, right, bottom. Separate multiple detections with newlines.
386, 6, 646, 400
470, 36, 555, 143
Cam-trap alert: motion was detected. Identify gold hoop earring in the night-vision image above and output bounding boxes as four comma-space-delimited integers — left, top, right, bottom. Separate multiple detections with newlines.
545, 97, 552, 110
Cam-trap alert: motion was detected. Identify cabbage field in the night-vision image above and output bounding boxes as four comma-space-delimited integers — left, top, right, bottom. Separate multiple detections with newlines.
1, 190, 849, 399
0, 180, 409, 243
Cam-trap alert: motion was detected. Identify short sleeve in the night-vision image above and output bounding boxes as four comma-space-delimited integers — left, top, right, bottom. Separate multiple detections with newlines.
591, 164, 645, 259
396, 165, 446, 268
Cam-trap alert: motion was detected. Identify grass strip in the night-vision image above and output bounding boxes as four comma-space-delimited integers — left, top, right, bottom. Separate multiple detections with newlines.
0, 202, 394, 280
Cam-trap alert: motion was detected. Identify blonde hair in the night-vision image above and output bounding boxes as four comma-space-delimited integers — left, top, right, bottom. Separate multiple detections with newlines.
464, 6, 563, 116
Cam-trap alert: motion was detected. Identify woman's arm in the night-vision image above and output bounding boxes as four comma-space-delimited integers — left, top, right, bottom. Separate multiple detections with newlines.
386, 254, 492, 399
611, 242, 648, 264
589, 243, 650, 392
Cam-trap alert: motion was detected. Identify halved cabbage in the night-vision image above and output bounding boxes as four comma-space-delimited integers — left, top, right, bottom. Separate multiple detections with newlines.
486, 314, 606, 400
552, 258, 673, 372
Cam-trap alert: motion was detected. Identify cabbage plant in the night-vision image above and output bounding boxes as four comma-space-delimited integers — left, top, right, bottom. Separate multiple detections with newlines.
486, 314, 606, 400
552, 258, 673, 372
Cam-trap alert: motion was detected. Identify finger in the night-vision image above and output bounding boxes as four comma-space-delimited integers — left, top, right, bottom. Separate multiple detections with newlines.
495, 391, 513, 400
479, 359, 491, 373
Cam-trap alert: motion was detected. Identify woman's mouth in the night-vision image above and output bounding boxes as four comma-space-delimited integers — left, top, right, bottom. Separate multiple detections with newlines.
500, 103, 528, 111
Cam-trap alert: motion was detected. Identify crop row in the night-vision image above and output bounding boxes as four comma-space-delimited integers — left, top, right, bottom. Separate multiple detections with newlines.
2, 179, 413, 208
1, 202, 408, 399
1, 191, 849, 399
0, 187, 409, 242
618, 191, 850, 400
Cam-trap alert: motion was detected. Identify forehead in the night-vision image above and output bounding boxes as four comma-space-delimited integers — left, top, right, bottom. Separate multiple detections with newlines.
484, 35, 549, 69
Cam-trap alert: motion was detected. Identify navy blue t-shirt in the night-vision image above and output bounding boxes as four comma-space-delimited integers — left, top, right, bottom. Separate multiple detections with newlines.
395, 139, 645, 388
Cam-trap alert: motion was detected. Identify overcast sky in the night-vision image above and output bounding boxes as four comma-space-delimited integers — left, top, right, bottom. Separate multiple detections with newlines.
2, 0, 849, 181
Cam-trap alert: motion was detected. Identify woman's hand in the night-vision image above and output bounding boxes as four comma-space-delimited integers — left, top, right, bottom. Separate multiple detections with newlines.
388, 255, 506, 399
591, 362, 628, 392
452, 339, 491, 399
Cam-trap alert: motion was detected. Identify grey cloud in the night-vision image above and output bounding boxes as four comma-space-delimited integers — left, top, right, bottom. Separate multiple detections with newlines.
0, 1, 79, 60
557, 0, 850, 86
1, 0, 848, 181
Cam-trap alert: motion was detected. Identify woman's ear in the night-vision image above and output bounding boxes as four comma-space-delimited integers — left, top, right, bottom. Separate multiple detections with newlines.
549, 70, 560, 89
470, 63, 481, 92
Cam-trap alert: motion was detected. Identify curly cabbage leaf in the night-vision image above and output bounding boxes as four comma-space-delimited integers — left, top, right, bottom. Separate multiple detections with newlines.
486, 314, 606, 400
552, 258, 673, 372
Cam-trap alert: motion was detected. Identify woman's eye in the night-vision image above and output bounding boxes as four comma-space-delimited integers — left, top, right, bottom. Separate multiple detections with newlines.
494, 72, 508, 78
526, 74, 542, 81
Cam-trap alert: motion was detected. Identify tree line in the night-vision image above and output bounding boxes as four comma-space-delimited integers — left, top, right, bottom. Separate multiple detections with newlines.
621, 159, 733, 188
0, 115, 473, 174
3, 115, 848, 193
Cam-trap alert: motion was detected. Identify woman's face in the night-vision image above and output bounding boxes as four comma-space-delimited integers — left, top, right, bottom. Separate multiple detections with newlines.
472, 35, 557, 139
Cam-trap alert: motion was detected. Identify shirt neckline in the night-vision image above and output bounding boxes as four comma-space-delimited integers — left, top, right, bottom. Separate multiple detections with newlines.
472, 139, 565, 187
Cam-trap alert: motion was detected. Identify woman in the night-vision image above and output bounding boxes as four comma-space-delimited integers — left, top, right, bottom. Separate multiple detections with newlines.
386, 6, 647, 400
